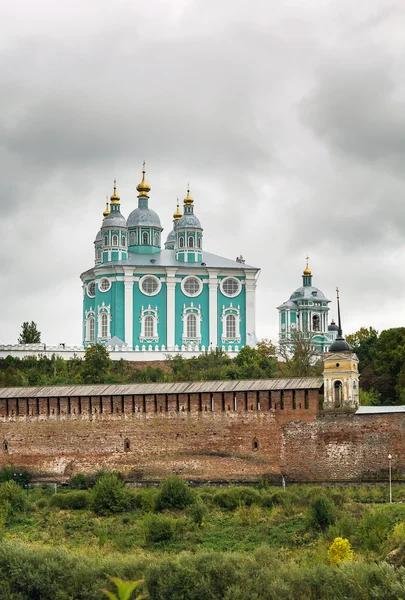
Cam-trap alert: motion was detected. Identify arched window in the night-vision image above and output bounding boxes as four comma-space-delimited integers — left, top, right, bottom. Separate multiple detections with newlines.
142, 231, 149, 245
104, 235, 108, 246
130, 231, 136, 245
122, 236, 126, 247
112, 234, 118, 246
154, 232, 159, 246
334, 381, 342, 408
187, 314, 197, 338
144, 315, 154, 338
97, 248, 102, 260
197, 237, 201, 248
101, 313, 108, 338
313, 315, 320, 331
188, 236, 194, 248
179, 236, 184, 248
226, 314, 236, 338
88, 317, 95, 342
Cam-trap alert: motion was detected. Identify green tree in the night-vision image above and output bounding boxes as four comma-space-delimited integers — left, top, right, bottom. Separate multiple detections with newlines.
155, 477, 194, 511
18, 321, 41, 344
278, 331, 322, 377
82, 344, 112, 384
90, 473, 131, 515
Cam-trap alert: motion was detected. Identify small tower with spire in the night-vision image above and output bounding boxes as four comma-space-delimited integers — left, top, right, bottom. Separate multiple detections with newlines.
165, 200, 182, 250
175, 186, 203, 263
303, 256, 312, 286
127, 164, 163, 254
323, 288, 359, 411
100, 180, 128, 263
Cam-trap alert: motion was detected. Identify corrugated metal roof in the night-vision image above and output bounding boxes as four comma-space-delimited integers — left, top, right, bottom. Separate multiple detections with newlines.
0, 377, 324, 398
356, 405, 405, 415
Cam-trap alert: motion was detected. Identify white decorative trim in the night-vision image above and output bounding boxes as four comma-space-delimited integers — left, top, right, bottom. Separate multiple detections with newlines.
220, 277, 242, 298
139, 305, 159, 342
85, 308, 95, 342
221, 303, 241, 344
181, 275, 202, 298
182, 303, 202, 343
208, 269, 219, 347
124, 273, 133, 349
97, 302, 111, 339
139, 274, 161, 297
98, 278, 112, 293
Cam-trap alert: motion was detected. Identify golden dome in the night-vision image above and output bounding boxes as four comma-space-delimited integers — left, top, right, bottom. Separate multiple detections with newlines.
173, 200, 182, 221
103, 200, 110, 218
110, 179, 120, 204
184, 185, 193, 206
136, 162, 151, 197
303, 255, 312, 276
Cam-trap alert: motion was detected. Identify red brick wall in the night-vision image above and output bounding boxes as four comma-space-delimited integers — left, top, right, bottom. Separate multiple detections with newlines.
0, 391, 402, 482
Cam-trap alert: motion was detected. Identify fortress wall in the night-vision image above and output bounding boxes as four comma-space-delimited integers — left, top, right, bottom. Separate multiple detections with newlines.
4, 390, 403, 483
0, 389, 320, 480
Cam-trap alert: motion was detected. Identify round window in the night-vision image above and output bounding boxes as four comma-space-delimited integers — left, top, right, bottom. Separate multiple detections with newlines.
87, 282, 96, 298
140, 275, 161, 296
181, 276, 202, 297
221, 277, 241, 298
99, 278, 111, 292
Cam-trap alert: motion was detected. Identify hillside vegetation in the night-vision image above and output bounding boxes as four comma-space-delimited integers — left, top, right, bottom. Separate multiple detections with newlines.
0, 473, 405, 598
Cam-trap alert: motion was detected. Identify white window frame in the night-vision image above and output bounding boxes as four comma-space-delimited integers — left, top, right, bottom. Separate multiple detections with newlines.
181, 275, 202, 298
98, 278, 112, 293
87, 281, 96, 298
96, 248, 102, 260
139, 305, 159, 342
188, 236, 194, 248
122, 235, 126, 247
182, 303, 202, 343
104, 235, 109, 246
139, 274, 161, 297
154, 232, 159, 246
179, 236, 185, 248
97, 303, 111, 339
112, 234, 118, 246
221, 303, 241, 343
85, 309, 95, 342
220, 277, 242, 298
142, 231, 149, 245
130, 231, 137, 245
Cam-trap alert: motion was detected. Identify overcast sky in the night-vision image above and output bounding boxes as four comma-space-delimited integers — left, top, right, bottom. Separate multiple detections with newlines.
1, 0, 405, 346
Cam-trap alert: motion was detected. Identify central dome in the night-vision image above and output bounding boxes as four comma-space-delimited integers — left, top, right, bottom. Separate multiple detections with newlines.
127, 207, 162, 228
289, 286, 329, 302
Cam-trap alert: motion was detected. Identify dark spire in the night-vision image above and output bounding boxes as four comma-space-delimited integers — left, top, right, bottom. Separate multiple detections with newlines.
328, 287, 351, 353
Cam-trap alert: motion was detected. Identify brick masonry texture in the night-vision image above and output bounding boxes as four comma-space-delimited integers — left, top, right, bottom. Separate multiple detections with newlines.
0, 389, 402, 481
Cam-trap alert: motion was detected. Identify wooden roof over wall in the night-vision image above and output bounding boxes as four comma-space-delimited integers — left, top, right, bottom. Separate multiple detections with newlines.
0, 378, 324, 399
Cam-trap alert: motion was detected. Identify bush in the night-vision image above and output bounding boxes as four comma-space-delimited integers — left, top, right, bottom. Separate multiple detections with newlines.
0, 480, 29, 513
213, 487, 262, 510
262, 490, 297, 509
90, 474, 132, 515
189, 498, 207, 526
50, 491, 90, 510
144, 515, 176, 544
307, 496, 336, 531
328, 537, 354, 564
0, 466, 32, 488
155, 477, 194, 511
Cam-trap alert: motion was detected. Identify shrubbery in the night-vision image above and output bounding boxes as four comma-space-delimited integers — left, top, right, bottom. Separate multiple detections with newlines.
155, 477, 194, 511
50, 491, 89, 510
144, 514, 176, 544
213, 487, 262, 510
90, 474, 133, 515
0, 480, 29, 514
307, 495, 336, 531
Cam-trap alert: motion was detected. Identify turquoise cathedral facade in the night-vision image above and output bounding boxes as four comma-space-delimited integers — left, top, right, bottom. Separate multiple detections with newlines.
80, 167, 260, 352
277, 260, 338, 353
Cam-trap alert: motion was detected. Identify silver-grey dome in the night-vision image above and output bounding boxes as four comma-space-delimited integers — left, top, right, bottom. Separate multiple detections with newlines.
176, 214, 202, 229
101, 212, 127, 229
289, 286, 329, 302
166, 229, 175, 243
94, 229, 102, 243
127, 207, 162, 229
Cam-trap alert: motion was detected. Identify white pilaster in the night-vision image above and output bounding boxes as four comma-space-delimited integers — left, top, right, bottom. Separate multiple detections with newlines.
124, 268, 134, 349
166, 267, 177, 350
208, 269, 219, 348
245, 271, 258, 346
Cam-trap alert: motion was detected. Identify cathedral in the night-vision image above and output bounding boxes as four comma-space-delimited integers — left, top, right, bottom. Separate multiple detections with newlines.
80, 166, 260, 351
277, 259, 338, 352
